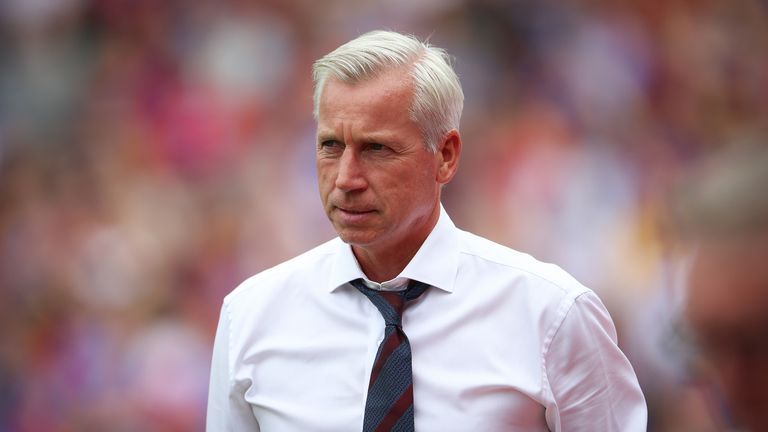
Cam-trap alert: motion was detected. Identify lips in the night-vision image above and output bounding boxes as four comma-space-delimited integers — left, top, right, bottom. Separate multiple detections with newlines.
336, 206, 375, 214
333, 205, 377, 224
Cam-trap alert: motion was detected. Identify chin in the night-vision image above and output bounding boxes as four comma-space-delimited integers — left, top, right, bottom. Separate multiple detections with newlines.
336, 229, 380, 248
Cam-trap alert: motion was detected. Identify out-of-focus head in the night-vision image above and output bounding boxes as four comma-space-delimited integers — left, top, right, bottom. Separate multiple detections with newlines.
312, 30, 464, 152
674, 143, 768, 431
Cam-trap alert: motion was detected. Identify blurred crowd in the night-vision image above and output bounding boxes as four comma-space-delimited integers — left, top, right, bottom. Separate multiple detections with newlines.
1, 0, 766, 430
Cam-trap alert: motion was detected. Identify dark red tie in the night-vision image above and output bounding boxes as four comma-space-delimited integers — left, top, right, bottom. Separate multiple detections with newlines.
351, 278, 430, 432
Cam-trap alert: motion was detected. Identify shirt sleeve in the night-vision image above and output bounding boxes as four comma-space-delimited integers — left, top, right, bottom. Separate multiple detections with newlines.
543, 291, 647, 431
207, 301, 261, 432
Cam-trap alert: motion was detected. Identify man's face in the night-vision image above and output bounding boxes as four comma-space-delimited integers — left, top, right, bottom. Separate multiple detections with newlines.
685, 235, 768, 430
315, 68, 448, 258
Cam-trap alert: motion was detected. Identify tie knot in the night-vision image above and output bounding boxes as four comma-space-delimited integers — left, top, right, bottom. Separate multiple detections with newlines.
352, 279, 430, 327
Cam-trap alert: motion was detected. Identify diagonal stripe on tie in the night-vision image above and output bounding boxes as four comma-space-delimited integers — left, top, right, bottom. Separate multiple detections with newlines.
351, 278, 430, 432
374, 383, 413, 431
360, 290, 402, 326
363, 341, 412, 430
369, 326, 402, 385
389, 405, 414, 432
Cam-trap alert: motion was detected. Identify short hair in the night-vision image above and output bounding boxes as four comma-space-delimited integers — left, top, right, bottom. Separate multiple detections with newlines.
312, 30, 464, 152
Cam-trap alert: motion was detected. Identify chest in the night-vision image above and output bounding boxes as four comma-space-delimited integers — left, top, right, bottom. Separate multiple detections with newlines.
234, 292, 550, 431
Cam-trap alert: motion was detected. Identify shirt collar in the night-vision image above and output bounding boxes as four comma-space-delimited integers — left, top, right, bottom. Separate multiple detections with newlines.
327, 204, 459, 293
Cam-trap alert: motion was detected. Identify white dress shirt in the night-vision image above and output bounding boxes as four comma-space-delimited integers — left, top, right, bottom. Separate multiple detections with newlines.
207, 206, 647, 431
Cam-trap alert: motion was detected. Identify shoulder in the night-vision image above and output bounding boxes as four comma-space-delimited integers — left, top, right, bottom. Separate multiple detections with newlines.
455, 229, 615, 357
456, 229, 589, 300
223, 237, 339, 310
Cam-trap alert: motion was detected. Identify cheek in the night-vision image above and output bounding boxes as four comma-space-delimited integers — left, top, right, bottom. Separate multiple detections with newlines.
316, 164, 335, 191
383, 173, 437, 209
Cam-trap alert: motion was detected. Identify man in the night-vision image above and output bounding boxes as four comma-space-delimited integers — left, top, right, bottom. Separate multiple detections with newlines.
675, 144, 768, 431
207, 30, 646, 431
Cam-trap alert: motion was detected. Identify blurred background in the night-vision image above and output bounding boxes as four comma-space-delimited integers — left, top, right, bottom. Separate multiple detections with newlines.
1, 0, 766, 430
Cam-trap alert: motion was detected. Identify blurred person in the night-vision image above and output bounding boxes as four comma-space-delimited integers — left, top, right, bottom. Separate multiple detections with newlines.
675, 144, 768, 431
207, 30, 646, 431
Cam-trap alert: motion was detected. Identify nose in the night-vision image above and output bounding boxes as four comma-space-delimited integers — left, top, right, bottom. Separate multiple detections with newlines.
335, 148, 367, 192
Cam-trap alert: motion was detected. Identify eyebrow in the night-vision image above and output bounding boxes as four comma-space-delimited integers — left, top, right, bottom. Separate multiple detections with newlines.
316, 132, 337, 143
316, 131, 398, 145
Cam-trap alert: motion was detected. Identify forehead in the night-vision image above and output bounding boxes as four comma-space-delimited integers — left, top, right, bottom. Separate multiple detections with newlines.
317, 68, 415, 126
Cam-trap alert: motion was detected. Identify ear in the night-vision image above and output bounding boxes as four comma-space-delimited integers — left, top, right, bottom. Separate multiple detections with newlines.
435, 130, 462, 185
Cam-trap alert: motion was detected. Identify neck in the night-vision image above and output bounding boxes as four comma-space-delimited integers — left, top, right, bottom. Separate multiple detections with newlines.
353, 205, 440, 283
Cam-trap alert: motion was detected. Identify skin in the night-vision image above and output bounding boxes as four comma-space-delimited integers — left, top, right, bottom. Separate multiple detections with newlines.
685, 232, 768, 431
315, 67, 461, 282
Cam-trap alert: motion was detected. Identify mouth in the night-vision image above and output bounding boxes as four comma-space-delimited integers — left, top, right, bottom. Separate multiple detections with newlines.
333, 206, 377, 223
336, 206, 375, 214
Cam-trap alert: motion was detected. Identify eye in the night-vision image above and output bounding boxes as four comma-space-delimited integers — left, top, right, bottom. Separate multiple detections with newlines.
319, 140, 343, 152
368, 142, 387, 151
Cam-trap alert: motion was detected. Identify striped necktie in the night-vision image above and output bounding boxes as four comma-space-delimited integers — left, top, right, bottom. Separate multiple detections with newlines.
351, 278, 430, 432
